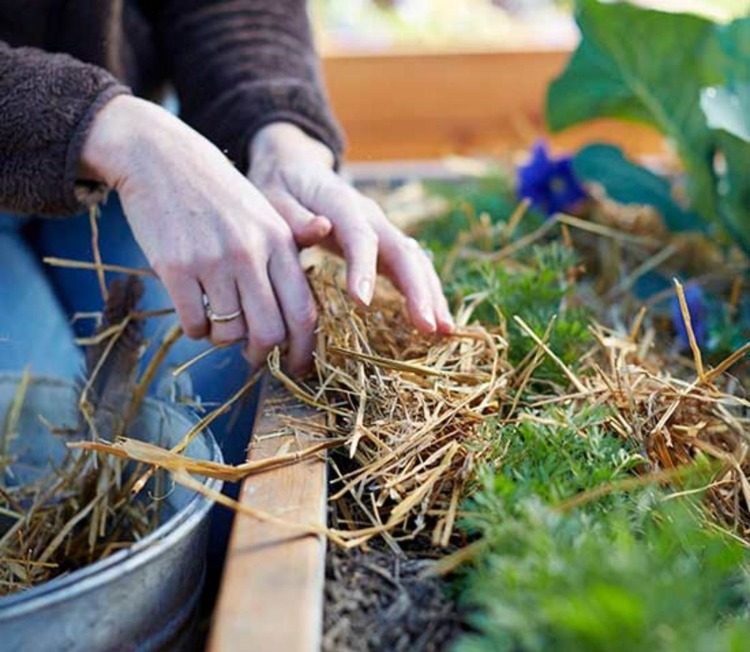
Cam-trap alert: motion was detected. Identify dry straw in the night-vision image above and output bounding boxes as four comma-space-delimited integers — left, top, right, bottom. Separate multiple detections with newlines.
87, 263, 514, 549
61, 262, 750, 554
7, 192, 748, 583
0, 278, 159, 595
270, 264, 512, 547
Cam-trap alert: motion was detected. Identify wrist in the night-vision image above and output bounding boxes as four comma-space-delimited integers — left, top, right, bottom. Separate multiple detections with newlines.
79, 96, 175, 189
249, 122, 335, 171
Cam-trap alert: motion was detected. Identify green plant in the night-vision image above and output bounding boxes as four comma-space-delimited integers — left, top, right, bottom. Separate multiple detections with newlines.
547, 0, 750, 255
447, 243, 591, 384
454, 412, 750, 652
419, 172, 539, 255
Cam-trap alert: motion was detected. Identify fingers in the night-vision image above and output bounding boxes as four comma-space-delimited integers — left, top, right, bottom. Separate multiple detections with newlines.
323, 191, 379, 306
380, 233, 455, 335
359, 196, 454, 334
236, 261, 288, 369
261, 163, 455, 342
269, 248, 318, 375
156, 268, 208, 339
423, 254, 455, 334
267, 191, 332, 248
270, 167, 453, 331
200, 275, 246, 345
379, 235, 437, 333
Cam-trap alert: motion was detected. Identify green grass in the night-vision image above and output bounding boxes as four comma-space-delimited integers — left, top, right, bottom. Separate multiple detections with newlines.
419, 173, 591, 386
446, 243, 592, 385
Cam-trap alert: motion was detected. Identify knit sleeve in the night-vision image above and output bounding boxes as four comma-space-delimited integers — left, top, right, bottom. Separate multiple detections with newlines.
0, 41, 130, 217
157, 0, 344, 172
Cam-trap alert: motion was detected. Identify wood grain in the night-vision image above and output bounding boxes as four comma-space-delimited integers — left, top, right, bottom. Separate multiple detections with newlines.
208, 380, 328, 652
322, 49, 662, 161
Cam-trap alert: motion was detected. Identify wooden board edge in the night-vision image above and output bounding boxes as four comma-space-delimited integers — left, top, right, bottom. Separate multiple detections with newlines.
207, 377, 328, 652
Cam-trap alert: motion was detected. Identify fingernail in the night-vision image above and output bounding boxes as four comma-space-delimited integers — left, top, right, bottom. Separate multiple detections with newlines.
421, 306, 437, 332
440, 315, 456, 332
313, 215, 332, 236
358, 278, 374, 306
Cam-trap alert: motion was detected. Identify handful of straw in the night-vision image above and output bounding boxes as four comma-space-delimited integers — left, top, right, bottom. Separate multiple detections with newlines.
270, 264, 512, 547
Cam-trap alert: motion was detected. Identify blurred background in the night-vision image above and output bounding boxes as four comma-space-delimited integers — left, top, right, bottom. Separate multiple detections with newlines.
311, 0, 750, 164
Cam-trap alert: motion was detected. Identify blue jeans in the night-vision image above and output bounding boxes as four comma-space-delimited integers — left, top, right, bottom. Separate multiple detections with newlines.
0, 196, 259, 585
0, 195, 257, 466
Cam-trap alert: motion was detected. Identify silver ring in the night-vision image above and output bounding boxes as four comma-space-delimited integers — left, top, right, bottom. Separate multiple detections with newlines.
202, 294, 242, 323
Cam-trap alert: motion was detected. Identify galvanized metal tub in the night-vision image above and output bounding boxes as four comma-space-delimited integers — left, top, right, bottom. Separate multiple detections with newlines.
0, 375, 223, 651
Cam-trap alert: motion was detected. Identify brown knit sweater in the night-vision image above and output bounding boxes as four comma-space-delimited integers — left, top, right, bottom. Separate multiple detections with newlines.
0, 0, 343, 217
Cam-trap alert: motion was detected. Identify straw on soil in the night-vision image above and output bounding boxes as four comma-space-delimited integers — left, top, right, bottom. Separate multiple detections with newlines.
267, 263, 512, 547
73, 258, 750, 553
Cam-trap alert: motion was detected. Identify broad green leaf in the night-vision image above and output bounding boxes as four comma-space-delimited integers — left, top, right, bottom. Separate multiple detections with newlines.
715, 17, 750, 84
701, 84, 750, 142
572, 144, 705, 232
715, 133, 750, 252
700, 83, 750, 252
548, 0, 723, 221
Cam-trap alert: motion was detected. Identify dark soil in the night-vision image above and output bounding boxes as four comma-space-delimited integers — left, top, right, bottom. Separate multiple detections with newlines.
322, 545, 466, 652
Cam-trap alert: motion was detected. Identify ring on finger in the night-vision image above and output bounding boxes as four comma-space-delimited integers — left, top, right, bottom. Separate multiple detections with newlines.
202, 294, 243, 323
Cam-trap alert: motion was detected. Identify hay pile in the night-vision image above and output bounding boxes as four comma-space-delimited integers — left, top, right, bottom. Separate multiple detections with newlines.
56, 254, 750, 555
80, 261, 749, 552
269, 264, 511, 547
270, 265, 750, 548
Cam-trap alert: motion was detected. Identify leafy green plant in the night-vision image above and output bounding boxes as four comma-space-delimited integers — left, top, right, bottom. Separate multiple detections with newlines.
448, 243, 591, 384
419, 171, 542, 255
454, 412, 750, 652
418, 175, 591, 385
547, 0, 750, 254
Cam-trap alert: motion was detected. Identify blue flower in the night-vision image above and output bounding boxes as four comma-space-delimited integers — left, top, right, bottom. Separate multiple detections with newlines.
671, 283, 707, 351
517, 141, 587, 218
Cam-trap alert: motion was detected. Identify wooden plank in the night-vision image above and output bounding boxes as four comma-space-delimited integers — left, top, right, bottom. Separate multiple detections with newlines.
322, 49, 662, 161
208, 380, 327, 652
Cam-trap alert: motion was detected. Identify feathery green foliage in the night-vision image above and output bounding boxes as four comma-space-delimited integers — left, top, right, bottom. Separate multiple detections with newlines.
454, 413, 750, 652
417, 170, 750, 652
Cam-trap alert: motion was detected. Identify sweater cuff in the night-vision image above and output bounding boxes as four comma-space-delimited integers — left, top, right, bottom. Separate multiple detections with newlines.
64, 83, 132, 213
185, 79, 345, 173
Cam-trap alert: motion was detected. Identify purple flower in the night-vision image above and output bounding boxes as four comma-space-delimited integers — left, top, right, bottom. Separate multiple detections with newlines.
671, 283, 707, 350
517, 141, 587, 218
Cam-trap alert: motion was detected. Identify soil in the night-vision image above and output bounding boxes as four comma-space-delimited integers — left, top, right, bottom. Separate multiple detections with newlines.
322, 545, 466, 652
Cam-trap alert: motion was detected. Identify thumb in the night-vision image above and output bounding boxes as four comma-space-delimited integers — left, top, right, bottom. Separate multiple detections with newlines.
271, 192, 332, 247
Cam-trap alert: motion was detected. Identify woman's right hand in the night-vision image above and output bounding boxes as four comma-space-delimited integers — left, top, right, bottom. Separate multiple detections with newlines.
80, 96, 318, 375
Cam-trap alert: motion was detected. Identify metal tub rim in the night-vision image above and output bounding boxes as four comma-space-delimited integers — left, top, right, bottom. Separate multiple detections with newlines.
0, 374, 222, 620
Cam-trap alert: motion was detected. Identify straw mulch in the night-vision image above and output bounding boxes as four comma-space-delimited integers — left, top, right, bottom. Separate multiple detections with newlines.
561, 318, 750, 537
74, 262, 750, 552
269, 263, 511, 547
271, 264, 750, 548
55, 254, 750, 555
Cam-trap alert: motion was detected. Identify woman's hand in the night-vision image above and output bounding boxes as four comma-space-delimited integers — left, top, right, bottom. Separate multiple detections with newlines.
80, 96, 318, 374
248, 122, 454, 335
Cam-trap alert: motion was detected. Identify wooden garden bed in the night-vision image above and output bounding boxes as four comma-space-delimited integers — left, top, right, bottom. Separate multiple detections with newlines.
208, 380, 328, 652
322, 48, 662, 161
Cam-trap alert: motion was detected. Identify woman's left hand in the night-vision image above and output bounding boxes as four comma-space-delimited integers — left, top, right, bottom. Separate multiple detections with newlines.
248, 122, 454, 335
